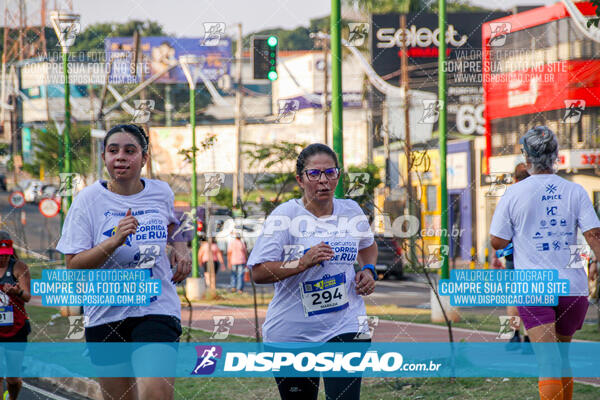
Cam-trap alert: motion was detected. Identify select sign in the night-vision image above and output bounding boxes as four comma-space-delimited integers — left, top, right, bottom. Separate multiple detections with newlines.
39, 198, 61, 218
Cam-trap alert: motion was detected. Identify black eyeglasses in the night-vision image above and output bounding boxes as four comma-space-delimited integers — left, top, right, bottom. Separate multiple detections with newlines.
304, 167, 340, 181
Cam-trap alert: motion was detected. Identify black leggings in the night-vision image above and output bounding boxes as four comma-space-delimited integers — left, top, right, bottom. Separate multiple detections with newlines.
274, 332, 370, 400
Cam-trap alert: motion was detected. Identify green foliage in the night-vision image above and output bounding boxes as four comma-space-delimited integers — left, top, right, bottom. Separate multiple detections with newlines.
24, 124, 92, 178
348, 0, 426, 13
347, 0, 493, 13
213, 187, 233, 209
243, 141, 305, 214
178, 133, 217, 164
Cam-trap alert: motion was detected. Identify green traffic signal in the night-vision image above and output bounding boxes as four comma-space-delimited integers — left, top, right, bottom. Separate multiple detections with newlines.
267, 36, 278, 47
268, 70, 278, 81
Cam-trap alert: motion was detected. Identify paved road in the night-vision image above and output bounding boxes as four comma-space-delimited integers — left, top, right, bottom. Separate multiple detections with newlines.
4, 379, 88, 400
0, 191, 61, 258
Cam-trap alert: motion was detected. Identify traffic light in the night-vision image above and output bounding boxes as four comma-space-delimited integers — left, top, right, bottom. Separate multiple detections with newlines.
253, 35, 278, 81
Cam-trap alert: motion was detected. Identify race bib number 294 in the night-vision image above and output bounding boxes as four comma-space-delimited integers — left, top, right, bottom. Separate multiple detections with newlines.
300, 273, 349, 317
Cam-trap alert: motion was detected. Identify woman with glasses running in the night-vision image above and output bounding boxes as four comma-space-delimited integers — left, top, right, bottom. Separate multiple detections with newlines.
247, 143, 378, 400
490, 126, 600, 400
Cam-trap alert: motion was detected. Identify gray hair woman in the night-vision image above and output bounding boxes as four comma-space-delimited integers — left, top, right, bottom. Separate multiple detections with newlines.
490, 126, 600, 400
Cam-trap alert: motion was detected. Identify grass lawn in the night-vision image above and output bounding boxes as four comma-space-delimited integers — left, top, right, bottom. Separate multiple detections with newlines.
173, 377, 600, 399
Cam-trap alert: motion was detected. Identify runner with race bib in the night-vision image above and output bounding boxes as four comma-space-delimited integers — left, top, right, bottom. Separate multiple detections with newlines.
0, 231, 31, 400
248, 143, 378, 400
56, 124, 192, 400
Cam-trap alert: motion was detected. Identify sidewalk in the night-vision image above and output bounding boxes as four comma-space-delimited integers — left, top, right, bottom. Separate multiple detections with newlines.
180, 303, 503, 342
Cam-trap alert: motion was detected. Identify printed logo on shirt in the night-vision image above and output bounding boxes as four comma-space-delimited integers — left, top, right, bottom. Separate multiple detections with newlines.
536, 243, 550, 251
542, 185, 563, 200
532, 232, 543, 239
192, 345, 222, 375
549, 219, 557, 226
560, 219, 567, 227
546, 206, 558, 216
103, 227, 132, 247
326, 241, 358, 264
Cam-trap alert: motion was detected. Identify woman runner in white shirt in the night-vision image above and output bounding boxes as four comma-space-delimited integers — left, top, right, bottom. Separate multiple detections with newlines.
247, 143, 378, 400
57, 124, 192, 400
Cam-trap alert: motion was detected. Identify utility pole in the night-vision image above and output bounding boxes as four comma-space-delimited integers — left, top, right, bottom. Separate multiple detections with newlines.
233, 23, 244, 208
401, 15, 416, 266
331, 0, 344, 197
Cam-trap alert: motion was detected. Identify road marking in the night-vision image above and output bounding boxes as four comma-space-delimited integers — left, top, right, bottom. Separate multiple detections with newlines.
22, 381, 72, 400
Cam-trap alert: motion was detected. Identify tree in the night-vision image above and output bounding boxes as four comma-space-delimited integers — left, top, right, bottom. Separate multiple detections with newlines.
22, 123, 92, 179
347, 0, 427, 13
243, 141, 305, 215
347, 0, 492, 13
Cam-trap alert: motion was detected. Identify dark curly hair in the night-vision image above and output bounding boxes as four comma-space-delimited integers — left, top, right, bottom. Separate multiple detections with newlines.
103, 124, 149, 155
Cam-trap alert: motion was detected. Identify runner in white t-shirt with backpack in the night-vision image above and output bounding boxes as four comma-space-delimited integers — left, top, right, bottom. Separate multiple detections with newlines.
247, 143, 378, 400
490, 126, 600, 400
57, 124, 192, 400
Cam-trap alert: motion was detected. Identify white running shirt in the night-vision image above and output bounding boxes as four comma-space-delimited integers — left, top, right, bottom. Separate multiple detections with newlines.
247, 198, 375, 342
57, 179, 181, 327
490, 174, 600, 296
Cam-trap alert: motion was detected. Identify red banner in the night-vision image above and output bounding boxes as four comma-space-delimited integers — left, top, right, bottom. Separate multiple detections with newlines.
484, 60, 600, 120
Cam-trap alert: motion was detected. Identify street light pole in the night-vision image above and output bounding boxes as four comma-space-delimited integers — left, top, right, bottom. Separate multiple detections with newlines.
331, 0, 344, 197
50, 11, 80, 216
438, 0, 449, 280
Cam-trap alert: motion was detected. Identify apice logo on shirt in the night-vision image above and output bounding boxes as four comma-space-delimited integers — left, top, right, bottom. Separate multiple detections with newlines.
103, 227, 132, 247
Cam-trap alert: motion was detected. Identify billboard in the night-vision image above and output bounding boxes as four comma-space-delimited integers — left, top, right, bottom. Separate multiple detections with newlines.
371, 12, 509, 135
105, 37, 232, 84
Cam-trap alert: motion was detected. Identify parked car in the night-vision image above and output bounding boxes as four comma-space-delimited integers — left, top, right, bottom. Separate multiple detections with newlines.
374, 235, 404, 280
